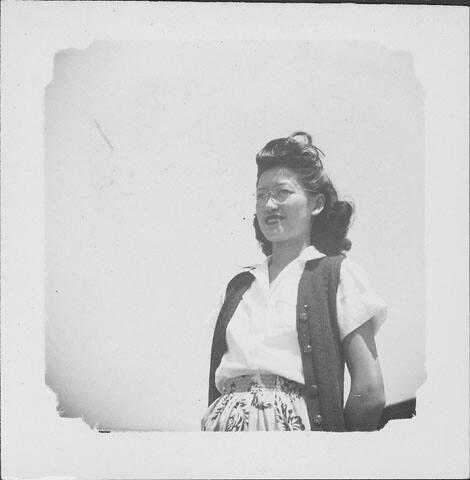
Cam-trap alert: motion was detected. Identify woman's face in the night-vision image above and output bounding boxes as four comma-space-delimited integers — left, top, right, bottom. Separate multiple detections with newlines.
256, 167, 320, 247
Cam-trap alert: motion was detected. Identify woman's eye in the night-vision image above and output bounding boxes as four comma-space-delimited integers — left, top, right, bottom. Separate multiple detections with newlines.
277, 189, 292, 198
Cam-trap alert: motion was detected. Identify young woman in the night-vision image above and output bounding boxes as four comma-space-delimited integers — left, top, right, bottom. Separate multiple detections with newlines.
202, 131, 387, 432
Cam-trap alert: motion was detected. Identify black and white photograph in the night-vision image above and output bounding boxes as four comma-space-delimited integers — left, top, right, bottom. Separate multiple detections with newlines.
2, 2, 468, 478
45, 40, 424, 433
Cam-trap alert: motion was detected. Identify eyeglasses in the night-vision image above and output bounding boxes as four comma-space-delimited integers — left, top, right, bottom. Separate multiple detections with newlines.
256, 187, 294, 205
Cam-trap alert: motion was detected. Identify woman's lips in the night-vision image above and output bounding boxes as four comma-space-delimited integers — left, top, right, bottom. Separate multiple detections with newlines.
265, 215, 285, 225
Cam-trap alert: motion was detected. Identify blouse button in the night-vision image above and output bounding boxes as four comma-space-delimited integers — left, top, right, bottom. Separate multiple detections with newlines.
313, 414, 323, 426
299, 312, 308, 322
303, 344, 313, 354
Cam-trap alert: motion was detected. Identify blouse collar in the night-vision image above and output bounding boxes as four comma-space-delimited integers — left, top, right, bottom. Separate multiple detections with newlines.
295, 245, 326, 264
249, 245, 326, 282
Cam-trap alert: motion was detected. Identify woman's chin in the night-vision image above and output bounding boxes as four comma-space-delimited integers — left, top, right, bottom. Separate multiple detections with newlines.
262, 230, 287, 243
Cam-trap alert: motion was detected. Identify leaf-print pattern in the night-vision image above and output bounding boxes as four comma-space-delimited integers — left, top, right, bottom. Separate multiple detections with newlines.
250, 382, 272, 410
277, 377, 303, 398
210, 393, 232, 422
202, 375, 310, 432
274, 395, 306, 431
225, 399, 249, 431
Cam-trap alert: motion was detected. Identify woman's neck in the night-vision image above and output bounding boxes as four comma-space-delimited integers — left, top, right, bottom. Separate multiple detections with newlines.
268, 239, 310, 283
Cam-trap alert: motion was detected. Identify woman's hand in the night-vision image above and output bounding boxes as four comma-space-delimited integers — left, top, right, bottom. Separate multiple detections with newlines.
343, 319, 386, 431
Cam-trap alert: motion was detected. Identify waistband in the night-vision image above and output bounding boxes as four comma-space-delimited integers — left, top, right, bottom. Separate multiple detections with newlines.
220, 374, 305, 395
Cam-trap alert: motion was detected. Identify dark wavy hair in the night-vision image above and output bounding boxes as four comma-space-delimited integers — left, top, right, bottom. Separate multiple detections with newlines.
254, 131, 354, 256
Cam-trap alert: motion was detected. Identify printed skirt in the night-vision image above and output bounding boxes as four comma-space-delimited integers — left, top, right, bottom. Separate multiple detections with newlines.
201, 374, 311, 431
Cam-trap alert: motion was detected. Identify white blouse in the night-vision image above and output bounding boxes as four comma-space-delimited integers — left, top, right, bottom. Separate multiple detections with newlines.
209, 246, 387, 394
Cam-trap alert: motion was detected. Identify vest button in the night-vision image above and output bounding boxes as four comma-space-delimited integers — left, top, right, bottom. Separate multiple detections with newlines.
299, 312, 308, 322
308, 384, 319, 397
313, 414, 323, 426
303, 344, 313, 354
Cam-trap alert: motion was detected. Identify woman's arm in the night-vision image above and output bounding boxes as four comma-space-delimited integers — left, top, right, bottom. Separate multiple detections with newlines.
343, 319, 386, 431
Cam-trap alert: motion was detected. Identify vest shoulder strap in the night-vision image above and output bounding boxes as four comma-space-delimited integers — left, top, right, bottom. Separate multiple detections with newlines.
208, 270, 255, 405
298, 254, 345, 431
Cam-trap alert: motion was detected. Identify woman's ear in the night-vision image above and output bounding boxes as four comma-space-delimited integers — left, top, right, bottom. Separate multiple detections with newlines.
310, 194, 325, 216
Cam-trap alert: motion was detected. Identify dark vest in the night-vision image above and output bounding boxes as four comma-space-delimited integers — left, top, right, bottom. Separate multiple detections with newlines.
208, 255, 346, 432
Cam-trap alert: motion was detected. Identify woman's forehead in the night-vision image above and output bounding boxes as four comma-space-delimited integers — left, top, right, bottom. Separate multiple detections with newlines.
257, 167, 300, 188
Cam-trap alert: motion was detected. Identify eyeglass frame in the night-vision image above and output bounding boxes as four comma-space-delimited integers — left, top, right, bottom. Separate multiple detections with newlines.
255, 187, 297, 205
255, 185, 321, 206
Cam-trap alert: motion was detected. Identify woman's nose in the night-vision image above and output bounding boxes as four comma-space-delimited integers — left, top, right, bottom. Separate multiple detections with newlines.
265, 196, 278, 209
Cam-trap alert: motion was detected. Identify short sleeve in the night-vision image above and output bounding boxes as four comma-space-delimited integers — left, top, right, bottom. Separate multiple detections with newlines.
336, 258, 387, 341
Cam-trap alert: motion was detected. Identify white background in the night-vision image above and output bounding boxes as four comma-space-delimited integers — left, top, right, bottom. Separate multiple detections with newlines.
45, 39, 424, 431
2, 2, 469, 478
